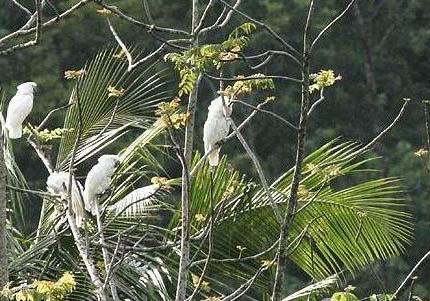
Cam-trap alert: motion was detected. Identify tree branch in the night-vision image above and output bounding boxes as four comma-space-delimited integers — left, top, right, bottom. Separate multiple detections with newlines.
272, 1, 314, 299
218, 0, 300, 57
310, 0, 356, 53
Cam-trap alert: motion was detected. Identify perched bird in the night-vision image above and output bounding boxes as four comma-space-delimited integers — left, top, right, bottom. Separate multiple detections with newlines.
46, 171, 85, 228
6, 82, 37, 139
84, 154, 121, 215
110, 184, 159, 217
203, 96, 232, 166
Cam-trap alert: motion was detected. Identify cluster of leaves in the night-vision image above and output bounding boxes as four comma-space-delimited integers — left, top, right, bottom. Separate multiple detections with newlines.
164, 22, 256, 96
332, 287, 396, 301
64, 70, 85, 80
223, 74, 275, 98
305, 162, 344, 181
107, 85, 125, 98
23, 123, 72, 143
155, 97, 189, 128
1, 272, 76, 301
309, 69, 342, 93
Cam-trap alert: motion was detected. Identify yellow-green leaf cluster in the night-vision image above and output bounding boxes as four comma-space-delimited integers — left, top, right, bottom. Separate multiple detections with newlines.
190, 273, 211, 293
64, 69, 85, 80
164, 23, 256, 96
107, 85, 125, 98
332, 291, 359, 301
155, 97, 189, 129
223, 74, 275, 98
309, 69, 342, 93
1, 272, 76, 301
23, 124, 72, 143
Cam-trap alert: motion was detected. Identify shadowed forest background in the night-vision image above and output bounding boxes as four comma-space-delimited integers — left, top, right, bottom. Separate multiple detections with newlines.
0, 0, 429, 297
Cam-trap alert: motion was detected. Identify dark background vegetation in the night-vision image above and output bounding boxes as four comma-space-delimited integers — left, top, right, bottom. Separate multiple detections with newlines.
0, 0, 429, 297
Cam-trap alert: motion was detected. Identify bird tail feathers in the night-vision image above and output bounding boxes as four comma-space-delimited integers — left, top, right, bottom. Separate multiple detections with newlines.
7, 124, 22, 139
208, 148, 221, 166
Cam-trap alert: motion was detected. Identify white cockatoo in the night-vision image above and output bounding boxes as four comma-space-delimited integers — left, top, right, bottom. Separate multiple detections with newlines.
6, 82, 37, 139
84, 154, 121, 215
203, 96, 232, 166
110, 184, 159, 216
46, 172, 85, 228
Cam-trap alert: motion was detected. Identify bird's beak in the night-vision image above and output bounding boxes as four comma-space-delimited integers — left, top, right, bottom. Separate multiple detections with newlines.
114, 160, 121, 168
33, 86, 39, 94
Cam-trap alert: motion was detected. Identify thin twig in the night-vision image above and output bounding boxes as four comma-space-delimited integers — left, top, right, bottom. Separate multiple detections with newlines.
199, 0, 242, 35
107, 19, 168, 72
11, 0, 32, 16
37, 103, 73, 130
218, 0, 300, 58
241, 50, 301, 67
6, 184, 55, 198
232, 99, 298, 131
205, 73, 302, 84
191, 238, 279, 267
95, 1, 191, 36
194, 0, 215, 34
392, 249, 430, 298
310, 0, 356, 53
423, 100, 430, 171
220, 260, 275, 301
229, 119, 282, 223
307, 88, 325, 117
0, 0, 91, 54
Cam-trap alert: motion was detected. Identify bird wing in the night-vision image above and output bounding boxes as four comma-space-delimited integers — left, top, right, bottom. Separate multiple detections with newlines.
203, 115, 230, 152
6, 94, 33, 126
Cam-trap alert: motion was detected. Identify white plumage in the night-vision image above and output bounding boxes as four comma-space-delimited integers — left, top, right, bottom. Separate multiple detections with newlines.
6, 82, 37, 139
203, 96, 232, 166
47, 172, 85, 228
111, 184, 159, 216
84, 154, 121, 215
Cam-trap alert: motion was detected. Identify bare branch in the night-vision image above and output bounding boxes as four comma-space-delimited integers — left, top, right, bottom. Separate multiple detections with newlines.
242, 50, 301, 67
393, 249, 430, 298
199, 0, 242, 35
220, 260, 274, 301
95, 1, 191, 36
205, 73, 302, 84
194, 0, 215, 34
11, 0, 32, 16
307, 88, 324, 117
218, 0, 300, 57
310, 0, 356, 53
0, 0, 91, 49
37, 103, 73, 130
340, 98, 410, 163
232, 99, 298, 131
229, 119, 282, 222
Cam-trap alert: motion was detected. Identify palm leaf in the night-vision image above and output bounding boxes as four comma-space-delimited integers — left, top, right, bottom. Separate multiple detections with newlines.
56, 47, 172, 170
174, 141, 413, 299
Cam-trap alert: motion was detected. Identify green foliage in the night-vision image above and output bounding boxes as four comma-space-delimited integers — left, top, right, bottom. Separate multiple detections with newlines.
224, 73, 275, 98
309, 69, 342, 94
1, 272, 76, 301
164, 22, 256, 96
23, 123, 72, 143
332, 291, 359, 301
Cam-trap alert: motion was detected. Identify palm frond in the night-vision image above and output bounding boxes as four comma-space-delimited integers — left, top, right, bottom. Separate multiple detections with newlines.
57, 47, 173, 170
175, 141, 413, 298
